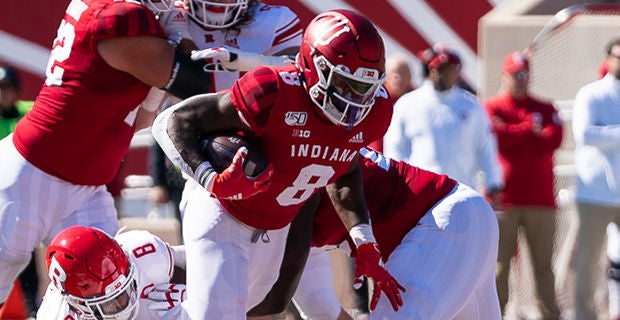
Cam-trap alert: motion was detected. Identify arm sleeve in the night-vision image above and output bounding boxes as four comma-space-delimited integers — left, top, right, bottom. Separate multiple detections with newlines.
536, 105, 564, 151
573, 88, 620, 150
382, 99, 410, 161
115, 230, 175, 283
95, 2, 164, 40
474, 105, 503, 189
265, 6, 303, 55
170, 245, 186, 269
484, 100, 537, 152
229, 66, 279, 134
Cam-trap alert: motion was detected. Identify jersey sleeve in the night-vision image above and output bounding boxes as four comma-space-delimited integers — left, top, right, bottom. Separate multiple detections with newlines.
35, 285, 74, 320
484, 96, 536, 151
267, 6, 302, 55
95, 2, 164, 41
229, 66, 279, 134
115, 230, 175, 285
473, 101, 503, 190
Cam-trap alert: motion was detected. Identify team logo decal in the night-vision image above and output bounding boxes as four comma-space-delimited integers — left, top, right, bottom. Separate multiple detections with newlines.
313, 17, 350, 46
48, 257, 67, 291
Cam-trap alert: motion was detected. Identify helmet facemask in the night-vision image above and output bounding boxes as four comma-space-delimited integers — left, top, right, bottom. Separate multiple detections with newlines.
188, 0, 248, 29
64, 264, 139, 320
141, 0, 176, 13
308, 55, 384, 129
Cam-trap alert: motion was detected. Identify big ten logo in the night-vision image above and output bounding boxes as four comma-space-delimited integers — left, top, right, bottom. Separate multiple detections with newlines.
105, 274, 127, 293
285, 111, 307, 126
112, 280, 123, 290
292, 129, 311, 138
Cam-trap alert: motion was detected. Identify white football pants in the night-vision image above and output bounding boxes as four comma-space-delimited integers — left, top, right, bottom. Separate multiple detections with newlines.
294, 183, 502, 320
0, 134, 119, 303
179, 179, 290, 319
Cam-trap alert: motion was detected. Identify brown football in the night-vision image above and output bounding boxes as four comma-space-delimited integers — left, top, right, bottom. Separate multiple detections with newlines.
200, 133, 268, 177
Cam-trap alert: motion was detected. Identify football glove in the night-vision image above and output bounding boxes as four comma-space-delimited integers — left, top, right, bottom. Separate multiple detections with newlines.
146, 283, 186, 314
197, 147, 273, 200
353, 242, 406, 311
191, 46, 295, 72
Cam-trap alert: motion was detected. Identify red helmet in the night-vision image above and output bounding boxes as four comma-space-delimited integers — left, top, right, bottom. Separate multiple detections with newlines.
297, 9, 386, 128
46, 226, 138, 320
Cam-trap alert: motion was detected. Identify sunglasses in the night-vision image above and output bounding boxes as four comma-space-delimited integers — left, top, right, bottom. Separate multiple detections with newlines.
511, 70, 529, 80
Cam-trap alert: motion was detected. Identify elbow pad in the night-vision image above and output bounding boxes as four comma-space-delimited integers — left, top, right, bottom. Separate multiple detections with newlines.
162, 49, 212, 99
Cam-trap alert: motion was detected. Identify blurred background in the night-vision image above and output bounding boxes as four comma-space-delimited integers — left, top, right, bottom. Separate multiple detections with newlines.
2, 0, 619, 318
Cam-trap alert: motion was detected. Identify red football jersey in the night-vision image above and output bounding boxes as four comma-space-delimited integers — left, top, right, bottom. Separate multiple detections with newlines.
226, 65, 393, 230
13, 0, 165, 185
312, 148, 458, 261
484, 92, 563, 208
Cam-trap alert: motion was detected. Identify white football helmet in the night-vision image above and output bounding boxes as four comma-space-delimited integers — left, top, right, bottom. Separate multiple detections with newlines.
187, 0, 249, 29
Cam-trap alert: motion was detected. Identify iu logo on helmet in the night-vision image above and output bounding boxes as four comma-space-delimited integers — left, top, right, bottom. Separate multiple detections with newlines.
312, 17, 350, 47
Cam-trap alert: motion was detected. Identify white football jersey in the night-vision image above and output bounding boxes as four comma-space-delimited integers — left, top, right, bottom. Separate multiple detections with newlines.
188, 3, 302, 91
36, 230, 176, 320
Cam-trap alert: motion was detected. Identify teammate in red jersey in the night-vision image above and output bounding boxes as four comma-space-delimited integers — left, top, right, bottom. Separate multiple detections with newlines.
0, 0, 214, 305
254, 147, 502, 319
152, 9, 404, 319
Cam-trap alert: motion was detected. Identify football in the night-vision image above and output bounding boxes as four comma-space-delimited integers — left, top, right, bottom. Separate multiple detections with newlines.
200, 132, 268, 177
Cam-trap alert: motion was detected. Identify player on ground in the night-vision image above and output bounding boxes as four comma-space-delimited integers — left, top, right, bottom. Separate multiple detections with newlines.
0, 0, 213, 305
152, 10, 404, 319
255, 147, 502, 319
36, 226, 186, 320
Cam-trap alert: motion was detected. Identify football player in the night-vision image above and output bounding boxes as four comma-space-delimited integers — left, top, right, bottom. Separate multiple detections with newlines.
36, 226, 186, 320
0, 0, 213, 305
256, 147, 502, 319
145, 0, 303, 229
151, 9, 404, 319
185, 0, 302, 88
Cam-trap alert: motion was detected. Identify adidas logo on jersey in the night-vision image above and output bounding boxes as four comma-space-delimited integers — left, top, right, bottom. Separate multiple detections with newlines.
348, 132, 364, 144
170, 12, 186, 23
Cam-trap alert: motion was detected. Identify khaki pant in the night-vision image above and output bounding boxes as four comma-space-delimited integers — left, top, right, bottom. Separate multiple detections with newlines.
573, 202, 620, 320
496, 206, 560, 319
